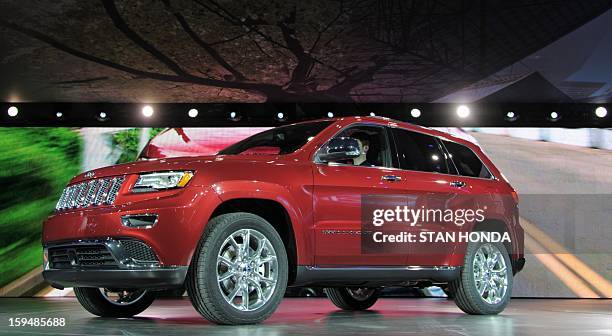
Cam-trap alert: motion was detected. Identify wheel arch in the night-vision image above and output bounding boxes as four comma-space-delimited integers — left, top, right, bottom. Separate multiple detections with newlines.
472, 219, 513, 257
208, 197, 300, 285
449, 218, 517, 269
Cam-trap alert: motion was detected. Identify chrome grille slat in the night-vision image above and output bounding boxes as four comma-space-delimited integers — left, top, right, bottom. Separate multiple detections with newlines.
55, 176, 125, 212
61, 186, 74, 209
69, 184, 83, 208
84, 179, 99, 206
75, 182, 89, 207
94, 179, 111, 205
105, 177, 124, 205
61, 186, 72, 209
55, 188, 68, 210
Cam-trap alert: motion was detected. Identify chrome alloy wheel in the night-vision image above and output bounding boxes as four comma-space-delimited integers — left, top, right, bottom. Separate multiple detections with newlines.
346, 288, 376, 301
473, 243, 509, 305
216, 228, 278, 312
99, 288, 147, 306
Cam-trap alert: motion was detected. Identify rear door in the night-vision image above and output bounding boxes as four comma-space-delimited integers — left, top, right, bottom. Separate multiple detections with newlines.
387, 127, 469, 266
440, 139, 507, 261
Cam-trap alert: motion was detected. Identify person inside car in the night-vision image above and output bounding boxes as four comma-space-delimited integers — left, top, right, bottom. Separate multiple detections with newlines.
351, 133, 375, 167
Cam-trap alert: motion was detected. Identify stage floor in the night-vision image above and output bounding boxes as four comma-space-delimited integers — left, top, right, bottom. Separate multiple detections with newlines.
0, 298, 610, 335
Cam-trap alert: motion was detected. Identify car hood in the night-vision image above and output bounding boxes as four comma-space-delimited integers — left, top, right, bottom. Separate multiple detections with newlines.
71, 154, 288, 184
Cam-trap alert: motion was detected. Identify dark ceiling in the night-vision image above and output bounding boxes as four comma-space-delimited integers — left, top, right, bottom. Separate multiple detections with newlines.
0, 0, 610, 103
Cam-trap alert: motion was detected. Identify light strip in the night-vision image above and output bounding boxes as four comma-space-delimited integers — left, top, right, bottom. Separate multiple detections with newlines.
524, 234, 599, 298
521, 218, 612, 297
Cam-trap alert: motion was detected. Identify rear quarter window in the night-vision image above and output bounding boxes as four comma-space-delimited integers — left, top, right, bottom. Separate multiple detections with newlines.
391, 128, 448, 174
443, 140, 492, 179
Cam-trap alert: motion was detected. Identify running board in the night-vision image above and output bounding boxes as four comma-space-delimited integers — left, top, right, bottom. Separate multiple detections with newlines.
293, 265, 461, 287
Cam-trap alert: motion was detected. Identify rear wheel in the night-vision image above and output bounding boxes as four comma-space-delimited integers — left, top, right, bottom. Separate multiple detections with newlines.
324, 287, 379, 310
74, 287, 155, 317
450, 241, 513, 314
186, 212, 288, 325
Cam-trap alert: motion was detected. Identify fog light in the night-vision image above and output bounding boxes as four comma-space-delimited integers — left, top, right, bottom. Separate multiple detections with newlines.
121, 214, 158, 228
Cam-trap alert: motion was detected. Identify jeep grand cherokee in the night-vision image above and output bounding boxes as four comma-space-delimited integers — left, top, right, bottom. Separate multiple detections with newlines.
42, 116, 524, 324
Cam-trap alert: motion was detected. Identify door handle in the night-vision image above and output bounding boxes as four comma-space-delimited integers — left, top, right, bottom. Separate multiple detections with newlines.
450, 181, 467, 188
381, 175, 402, 182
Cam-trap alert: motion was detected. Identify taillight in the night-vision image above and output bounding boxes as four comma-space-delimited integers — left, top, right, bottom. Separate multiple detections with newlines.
511, 190, 519, 204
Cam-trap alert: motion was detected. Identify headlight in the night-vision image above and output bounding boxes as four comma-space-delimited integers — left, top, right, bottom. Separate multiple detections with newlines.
132, 171, 194, 193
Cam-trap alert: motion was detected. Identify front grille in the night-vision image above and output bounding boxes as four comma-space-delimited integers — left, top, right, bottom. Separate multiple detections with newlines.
55, 176, 125, 211
48, 244, 117, 269
119, 240, 158, 262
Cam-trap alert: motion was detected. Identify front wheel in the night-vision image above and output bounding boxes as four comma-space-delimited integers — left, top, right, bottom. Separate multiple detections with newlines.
449, 241, 513, 315
324, 287, 379, 310
186, 212, 288, 325
74, 287, 155, 317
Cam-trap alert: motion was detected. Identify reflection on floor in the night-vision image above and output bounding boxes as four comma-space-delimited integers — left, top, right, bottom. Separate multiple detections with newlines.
0, 298, 610, 335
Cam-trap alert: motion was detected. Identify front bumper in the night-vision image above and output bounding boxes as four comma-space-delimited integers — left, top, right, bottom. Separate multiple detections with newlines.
43, 238, 188, 289
43, 267, 188, 289
42, 186, 221, 266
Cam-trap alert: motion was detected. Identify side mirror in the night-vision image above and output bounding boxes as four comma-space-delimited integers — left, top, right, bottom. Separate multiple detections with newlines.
316, 137, 361, 163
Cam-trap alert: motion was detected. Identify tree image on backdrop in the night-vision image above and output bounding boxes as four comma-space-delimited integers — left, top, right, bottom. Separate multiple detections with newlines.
1, 0, 610, 102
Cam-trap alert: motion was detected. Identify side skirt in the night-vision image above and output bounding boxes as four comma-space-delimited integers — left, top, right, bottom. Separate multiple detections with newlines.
292, 265, 461, 287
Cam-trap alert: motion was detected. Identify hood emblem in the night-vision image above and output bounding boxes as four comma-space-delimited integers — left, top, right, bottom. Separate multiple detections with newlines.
84, 171, 95, 178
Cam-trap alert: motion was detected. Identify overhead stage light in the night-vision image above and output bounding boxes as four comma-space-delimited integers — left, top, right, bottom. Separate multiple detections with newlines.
188, 108, 199, 118
276, 112, 285, 121
7, 106, 18, 117
228, 111, 241, 121
369, 112, 376, 116
56, 112, 63, 118
96, 111, 108, 121
142, 105, 154, 117
505, 111, 518, 122
327, 112, 334, 118
456, 105, 470, 119
410, 108, 421, 118
549, 111, 560, 121
595, 106, 607, 118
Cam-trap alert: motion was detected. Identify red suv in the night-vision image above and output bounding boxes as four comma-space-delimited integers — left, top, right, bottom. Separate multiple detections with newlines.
42, 116, 524, 324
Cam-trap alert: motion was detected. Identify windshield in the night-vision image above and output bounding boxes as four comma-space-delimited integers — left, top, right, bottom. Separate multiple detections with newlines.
219, 121, 332, 155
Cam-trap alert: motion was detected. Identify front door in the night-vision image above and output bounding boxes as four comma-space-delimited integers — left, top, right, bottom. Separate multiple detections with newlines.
313, 125, 408, 265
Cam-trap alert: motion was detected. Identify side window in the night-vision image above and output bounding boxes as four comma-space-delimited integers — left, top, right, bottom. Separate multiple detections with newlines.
330, 126, 392, 168
443, 140, 492, 178
391, 128, 448, 174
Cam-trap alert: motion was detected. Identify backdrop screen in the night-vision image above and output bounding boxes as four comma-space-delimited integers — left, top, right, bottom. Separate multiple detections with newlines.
0, 127, 610, 298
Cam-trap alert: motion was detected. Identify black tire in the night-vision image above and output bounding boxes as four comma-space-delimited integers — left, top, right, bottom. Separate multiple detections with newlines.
186, 212, 289, 325
324, 287, 379, 310
74, 287, 155, 317
449, 241, 513, 315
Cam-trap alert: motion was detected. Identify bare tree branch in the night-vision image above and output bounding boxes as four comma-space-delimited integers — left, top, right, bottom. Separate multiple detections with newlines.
194, 0, 352, 78
327, 55, 389, 96
209, 32, 249, 46
277, 9, 315, 85
0, 19, 185, 81
308, 0, 373, 52
161, 0, 246, 81
101, 0, 190, 77
0, 19, 287, 96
